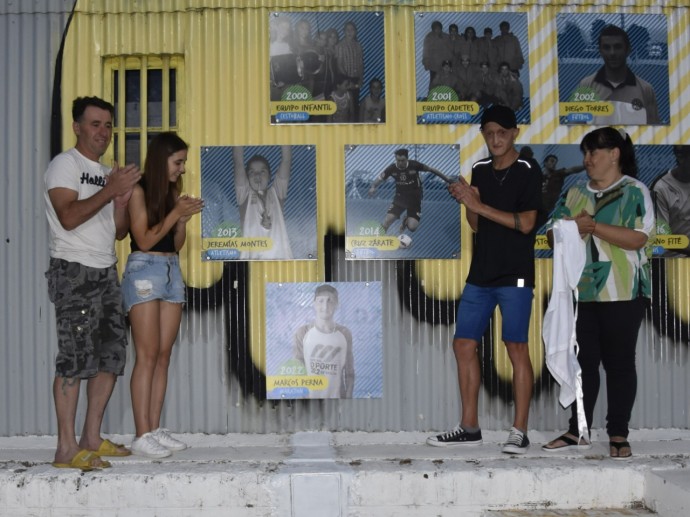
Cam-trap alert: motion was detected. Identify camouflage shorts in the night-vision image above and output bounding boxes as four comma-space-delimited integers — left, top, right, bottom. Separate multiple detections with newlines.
45, 258, 128, 378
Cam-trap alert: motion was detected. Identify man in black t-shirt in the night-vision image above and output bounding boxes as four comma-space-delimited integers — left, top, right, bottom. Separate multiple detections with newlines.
427, 105, 542, 455
368, 148, 450, 235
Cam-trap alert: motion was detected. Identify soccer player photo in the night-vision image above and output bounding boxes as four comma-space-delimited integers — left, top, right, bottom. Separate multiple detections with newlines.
200, 144, 317, 261
345, 144, 461, 260
265, 282, 383, 400
557, 13, 669, 126
517, 144, 588, 258
529, 143, 688, 258
646, 145, 690, 258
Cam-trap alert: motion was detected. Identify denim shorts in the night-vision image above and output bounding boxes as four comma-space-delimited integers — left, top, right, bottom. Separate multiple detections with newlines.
45, 258, 128, 378
454, 283, 534, 343
121, 253, 186, 313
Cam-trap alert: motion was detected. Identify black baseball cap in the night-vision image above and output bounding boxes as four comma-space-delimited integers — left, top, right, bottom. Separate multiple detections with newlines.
480, 105, 517, 129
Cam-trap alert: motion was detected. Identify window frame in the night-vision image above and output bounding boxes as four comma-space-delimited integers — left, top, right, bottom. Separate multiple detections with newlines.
103, 55, 184, 166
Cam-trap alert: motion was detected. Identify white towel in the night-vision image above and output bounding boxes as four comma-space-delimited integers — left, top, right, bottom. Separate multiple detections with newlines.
543, 219, 588, 439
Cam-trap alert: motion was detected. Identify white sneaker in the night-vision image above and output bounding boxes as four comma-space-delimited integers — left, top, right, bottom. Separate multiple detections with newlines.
152, 428, 187, 451
131, 432, 172, 458
502, 427, 530, 455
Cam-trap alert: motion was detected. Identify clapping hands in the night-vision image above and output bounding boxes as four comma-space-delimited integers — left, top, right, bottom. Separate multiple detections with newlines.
448, 176, 481, 211
108, 162, 142, 208
175, 194, 205, 223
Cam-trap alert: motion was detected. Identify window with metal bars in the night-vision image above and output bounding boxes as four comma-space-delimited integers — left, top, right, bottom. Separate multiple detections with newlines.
103, 55, 183, 167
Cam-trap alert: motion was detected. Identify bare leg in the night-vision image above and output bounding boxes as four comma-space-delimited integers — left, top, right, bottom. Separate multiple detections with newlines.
129, 300, 162, 437
148, 302, 183, 430
53, 376, 81, 464
78, 371, 117, 451
453, 337, 481, 428
505, 341, 533, 431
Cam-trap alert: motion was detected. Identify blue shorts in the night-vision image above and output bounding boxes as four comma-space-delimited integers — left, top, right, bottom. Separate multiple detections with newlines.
454, 283, 534, 343
121, 253, 186, 313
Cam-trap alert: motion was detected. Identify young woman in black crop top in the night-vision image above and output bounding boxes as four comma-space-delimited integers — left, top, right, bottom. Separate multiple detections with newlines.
121, 132, 204, 458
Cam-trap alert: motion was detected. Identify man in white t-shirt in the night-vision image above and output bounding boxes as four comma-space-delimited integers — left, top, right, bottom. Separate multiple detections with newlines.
293, 285, 355, 398
44, 96, 141, 470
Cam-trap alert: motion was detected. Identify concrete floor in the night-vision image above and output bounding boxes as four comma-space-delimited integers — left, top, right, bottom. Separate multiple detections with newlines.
1, 428, 689, 516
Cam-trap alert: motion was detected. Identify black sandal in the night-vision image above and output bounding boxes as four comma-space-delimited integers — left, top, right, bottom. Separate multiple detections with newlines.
542, 433, 591, 451
609, 440, 632, 460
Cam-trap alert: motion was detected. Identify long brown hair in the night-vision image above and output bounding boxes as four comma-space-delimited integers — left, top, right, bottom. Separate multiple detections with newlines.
143, 132, 188, 226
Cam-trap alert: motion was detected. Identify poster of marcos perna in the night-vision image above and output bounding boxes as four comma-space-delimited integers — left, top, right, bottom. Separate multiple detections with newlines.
200, 145, 317, 261
265, 282, 383, 400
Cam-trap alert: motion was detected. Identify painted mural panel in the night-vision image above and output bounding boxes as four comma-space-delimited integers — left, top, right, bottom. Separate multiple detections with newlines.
414, 12, 530, 125
269, 11, 385, 125
265, 282, 383, 399
200, 145, 317, 261
557, 13, 669, 126
345, 144, 460, 260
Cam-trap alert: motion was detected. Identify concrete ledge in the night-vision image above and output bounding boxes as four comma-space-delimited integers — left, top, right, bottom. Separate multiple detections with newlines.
0, 429, 688, 516
645, 468, 690, 517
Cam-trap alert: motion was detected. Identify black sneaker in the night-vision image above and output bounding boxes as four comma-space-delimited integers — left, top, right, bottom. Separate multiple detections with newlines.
502, 427, 530, 454
426, 425, 483, 447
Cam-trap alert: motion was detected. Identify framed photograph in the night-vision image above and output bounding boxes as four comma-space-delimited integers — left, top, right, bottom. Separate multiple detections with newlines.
200, 145, 317, 261
517, 144, 588, 258
345, 144, 461, 260
414, 12, 530, 125
265, 282, 383, 400
641, 144, 690, 258
270, 11, 386, 125
557, 13, 669, 126
527, 143, 688, 258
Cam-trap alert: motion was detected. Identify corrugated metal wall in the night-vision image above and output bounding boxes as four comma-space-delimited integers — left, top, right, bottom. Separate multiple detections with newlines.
1, 0, 688, 437
0, 0, 76, 436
